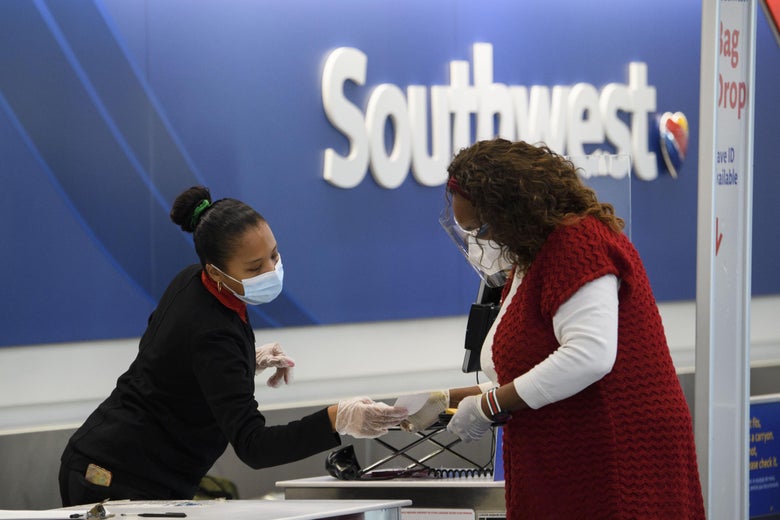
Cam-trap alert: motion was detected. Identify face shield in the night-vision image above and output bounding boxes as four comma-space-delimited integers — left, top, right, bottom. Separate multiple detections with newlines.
438, 206, 512, 288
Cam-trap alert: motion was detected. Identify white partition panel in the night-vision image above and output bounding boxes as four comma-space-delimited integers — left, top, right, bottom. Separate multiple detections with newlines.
695, 1, 757, 518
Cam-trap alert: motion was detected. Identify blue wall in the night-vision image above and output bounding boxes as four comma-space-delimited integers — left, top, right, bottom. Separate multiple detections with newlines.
1, 0, 778, 347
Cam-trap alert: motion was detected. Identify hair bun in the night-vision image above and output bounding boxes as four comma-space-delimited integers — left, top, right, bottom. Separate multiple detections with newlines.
170, 186, 212, 233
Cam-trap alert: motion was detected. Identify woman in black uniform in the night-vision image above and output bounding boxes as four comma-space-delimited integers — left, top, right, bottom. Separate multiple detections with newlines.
59, 185, 408, 506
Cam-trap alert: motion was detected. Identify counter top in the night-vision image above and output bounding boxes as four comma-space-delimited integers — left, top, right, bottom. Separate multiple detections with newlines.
0, 498, 412, 520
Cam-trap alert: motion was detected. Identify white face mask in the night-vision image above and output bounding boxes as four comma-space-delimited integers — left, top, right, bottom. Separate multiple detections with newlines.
213, 257, 284, 305
466, 236, 513, 277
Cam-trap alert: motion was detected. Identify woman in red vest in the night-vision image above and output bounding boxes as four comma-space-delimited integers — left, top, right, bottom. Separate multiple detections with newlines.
407, 139, 704, 519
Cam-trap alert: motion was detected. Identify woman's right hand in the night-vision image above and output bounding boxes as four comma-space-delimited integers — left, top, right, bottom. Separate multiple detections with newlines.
399, 390, 450, 432
334, 397, 408, 438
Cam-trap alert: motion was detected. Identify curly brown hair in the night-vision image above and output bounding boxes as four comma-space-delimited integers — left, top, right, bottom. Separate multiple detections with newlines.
447, 138, 624, 272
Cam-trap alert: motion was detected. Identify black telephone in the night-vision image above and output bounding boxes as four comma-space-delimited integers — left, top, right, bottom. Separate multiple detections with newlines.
462, 281, 504, 373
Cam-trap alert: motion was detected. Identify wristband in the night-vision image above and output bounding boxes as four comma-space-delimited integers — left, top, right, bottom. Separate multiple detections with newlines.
485, 388, 511, 424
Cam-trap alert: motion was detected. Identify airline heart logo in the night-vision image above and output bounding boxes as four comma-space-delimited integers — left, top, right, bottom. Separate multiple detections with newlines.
658, 111, 689, 178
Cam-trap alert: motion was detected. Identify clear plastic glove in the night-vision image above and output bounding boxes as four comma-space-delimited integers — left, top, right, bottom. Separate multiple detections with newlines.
335, 396, 409, 438
255, 342, 295, 388
399, 390, 450, 432
446, 394, 492, 442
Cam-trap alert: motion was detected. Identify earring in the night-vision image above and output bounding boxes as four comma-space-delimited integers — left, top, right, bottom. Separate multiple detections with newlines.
217, 281, 222, 292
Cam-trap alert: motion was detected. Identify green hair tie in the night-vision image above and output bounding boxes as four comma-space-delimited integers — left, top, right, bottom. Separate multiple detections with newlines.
190, 199, 212, 229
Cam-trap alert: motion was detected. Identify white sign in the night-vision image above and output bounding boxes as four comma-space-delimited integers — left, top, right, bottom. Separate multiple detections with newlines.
321, 43, 660, 188
695, 1, 756, 519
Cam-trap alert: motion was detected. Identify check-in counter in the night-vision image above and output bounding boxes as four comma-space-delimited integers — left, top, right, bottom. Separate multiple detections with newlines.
0, 499, 412, 520
277, 477, 505, 519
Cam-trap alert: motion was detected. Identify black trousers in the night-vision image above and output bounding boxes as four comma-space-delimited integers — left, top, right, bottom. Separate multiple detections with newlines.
58, 464, 159, 507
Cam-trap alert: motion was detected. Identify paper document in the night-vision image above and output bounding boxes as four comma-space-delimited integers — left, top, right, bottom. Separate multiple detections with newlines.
394, 392, 430, 415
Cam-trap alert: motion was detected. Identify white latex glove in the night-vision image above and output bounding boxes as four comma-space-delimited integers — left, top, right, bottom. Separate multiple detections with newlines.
255, 342, 295, 388
446, 394, 492, 442
399, 390, 450, 432
335, 396, 409, 438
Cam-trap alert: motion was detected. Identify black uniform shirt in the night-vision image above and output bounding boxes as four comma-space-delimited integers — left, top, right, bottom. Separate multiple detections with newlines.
62, 265, 339, 498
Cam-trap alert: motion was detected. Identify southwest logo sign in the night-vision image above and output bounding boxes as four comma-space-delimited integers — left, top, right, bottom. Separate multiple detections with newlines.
321, 43, 686, 188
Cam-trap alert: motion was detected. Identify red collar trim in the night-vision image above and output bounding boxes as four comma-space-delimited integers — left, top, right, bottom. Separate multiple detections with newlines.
201, 270, 248, 323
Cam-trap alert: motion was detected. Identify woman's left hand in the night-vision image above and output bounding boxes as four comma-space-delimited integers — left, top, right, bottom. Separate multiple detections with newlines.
255, 342, 295, 387
446, 394, 492, 442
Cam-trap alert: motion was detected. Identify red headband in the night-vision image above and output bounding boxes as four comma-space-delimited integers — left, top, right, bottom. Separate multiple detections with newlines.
447, 177, 471, 201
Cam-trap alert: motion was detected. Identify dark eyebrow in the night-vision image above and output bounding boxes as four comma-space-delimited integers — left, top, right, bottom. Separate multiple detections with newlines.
245, 245, 278, 266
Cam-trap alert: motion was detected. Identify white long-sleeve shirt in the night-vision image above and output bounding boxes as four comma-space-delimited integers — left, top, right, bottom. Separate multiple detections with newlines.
479, 272, 619, 409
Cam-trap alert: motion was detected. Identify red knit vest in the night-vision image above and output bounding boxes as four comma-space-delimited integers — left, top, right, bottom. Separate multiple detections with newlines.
493, 217, 704, 519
